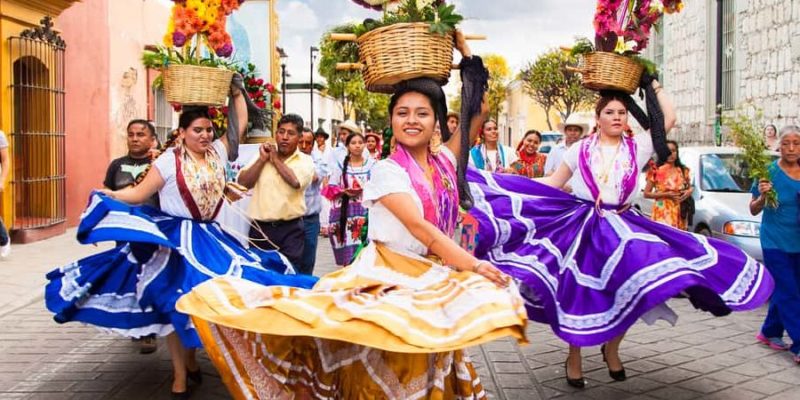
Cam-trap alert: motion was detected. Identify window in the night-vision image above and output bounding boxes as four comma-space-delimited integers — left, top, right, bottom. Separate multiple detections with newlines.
720, 0, 736, 110
152, 87, 173, 144
650, 26, 665, 84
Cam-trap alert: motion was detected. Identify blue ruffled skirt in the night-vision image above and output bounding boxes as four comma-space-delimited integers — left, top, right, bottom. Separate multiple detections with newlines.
45, 193, 318, 347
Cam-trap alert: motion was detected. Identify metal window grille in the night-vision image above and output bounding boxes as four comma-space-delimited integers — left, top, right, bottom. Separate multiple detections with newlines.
153, 87, 173, 143
7, 17, 66, 230
721, 0, 736, 110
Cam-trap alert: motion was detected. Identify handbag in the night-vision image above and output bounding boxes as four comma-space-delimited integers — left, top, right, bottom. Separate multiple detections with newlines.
679, 168, 695, 225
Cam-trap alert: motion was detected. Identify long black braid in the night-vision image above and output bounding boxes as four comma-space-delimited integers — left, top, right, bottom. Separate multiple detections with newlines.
336, 132, 365, 243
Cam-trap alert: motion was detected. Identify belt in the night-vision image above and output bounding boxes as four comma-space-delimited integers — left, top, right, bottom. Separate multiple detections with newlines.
256, 217, 302, 227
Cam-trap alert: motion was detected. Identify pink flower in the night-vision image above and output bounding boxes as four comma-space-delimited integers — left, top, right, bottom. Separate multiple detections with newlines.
265, 83, 275, 93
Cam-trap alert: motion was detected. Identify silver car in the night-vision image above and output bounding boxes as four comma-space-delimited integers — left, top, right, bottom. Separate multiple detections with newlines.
630, 146, 778, 262
538, 131, 563, 154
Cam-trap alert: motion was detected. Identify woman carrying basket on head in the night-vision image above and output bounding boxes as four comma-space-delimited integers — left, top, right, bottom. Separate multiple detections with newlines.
467, 78, 774, 389
45, 78, 317, 399
176, 34, 527, 399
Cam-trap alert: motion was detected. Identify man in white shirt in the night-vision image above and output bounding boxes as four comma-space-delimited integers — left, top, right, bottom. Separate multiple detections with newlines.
544, 114, 591, 176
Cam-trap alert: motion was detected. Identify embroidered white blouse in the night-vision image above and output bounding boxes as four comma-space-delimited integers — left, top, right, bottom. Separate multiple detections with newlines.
362, 147, 457, 257
153, 140, 227, 219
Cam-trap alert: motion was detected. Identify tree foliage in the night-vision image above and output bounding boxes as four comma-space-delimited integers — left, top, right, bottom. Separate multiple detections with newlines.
519, 49, 596, 130
318, 25, 390, 131
483, 54, 511, 120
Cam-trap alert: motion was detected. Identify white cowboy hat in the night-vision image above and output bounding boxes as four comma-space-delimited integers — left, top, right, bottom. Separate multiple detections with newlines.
337, 120, 362, 135
557, 114, 591, 135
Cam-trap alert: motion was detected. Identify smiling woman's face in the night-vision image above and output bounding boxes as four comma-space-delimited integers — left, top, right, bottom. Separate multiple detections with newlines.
391, 92, 435, 150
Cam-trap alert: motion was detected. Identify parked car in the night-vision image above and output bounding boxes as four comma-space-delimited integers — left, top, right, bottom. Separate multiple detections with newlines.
630, 146, 778, 261
538, 131, 563, 154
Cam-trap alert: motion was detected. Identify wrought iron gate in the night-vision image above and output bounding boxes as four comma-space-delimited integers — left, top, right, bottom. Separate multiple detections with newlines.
7, 16, 67, 230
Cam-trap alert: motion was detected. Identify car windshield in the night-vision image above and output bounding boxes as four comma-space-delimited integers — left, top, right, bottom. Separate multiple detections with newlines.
541, 134, 561, 142
700, 153, 778, 192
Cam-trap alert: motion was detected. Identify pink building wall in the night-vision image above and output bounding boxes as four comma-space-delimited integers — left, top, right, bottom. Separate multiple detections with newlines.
57, 0, 110, 225
57, 0, 170, 226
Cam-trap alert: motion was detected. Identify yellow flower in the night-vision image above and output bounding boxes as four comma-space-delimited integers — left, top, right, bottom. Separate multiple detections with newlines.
613, 37, 637, 54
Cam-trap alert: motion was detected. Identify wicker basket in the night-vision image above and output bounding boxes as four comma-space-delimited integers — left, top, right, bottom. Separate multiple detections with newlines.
357, 23, 454, 93
572, 52, 644, 94
163, 64, 234, 106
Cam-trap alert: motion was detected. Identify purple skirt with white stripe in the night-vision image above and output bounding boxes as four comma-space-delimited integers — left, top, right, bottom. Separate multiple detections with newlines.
467, 168, 774, 346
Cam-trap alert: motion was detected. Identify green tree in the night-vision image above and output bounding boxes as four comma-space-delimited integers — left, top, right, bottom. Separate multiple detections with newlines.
318, 25, 391, 131
483, 54, 511, 120
519, 49, 595, 130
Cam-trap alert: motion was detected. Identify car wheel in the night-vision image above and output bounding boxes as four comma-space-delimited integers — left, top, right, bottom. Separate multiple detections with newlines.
696, 227, 712, 237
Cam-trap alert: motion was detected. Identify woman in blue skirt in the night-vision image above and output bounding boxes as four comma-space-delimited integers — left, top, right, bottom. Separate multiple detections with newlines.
45, 86, 317, 398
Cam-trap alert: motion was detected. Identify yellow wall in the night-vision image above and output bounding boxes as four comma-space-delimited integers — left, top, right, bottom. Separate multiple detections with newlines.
0, 0, 78, 229
500, 79, 563, 148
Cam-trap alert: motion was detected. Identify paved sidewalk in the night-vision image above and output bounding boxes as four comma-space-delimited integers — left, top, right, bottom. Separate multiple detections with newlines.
0, 231, 797, 399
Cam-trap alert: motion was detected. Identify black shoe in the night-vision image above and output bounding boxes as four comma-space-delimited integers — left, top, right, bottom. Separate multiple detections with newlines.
600, 344, 627, 381
187, 368, 203, 385
171, 389, 191, 400
564, 359, 585, 388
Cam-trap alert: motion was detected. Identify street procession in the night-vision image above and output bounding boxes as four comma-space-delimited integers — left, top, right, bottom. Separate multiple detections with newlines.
1, 0, 799, 399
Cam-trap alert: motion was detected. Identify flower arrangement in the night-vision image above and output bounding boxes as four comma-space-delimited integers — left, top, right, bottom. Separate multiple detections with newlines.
164, 0, 245, 57
208, 63, 279, 132
593, 0, 683, 53
348, 0, 462, 36
724, 107, 779, 208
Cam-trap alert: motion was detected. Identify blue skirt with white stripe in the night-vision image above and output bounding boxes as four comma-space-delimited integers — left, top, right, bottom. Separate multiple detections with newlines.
45, 193, 318, 348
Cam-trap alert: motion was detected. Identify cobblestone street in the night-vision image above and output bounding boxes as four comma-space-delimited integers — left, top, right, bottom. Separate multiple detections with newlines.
0, 231, 797, 399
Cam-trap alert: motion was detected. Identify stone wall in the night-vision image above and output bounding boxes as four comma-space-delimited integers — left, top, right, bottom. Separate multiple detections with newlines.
660, 0, 800, 145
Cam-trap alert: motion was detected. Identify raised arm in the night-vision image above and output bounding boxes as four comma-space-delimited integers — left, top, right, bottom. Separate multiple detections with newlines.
536, 162, 573, 189
378, 192, 509, 287
653, 80, 676, 133
218, 85, 248, 156
444, 31, 487, 158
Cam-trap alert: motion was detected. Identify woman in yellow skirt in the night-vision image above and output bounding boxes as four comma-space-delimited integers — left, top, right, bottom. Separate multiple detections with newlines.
177, 34, 527, 399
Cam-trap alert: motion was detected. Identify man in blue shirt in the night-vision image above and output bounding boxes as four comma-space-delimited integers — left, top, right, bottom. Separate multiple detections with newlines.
298, 127, 328, 275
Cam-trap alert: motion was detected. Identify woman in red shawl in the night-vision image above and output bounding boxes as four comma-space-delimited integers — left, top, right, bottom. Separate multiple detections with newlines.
509, 129, 548, 178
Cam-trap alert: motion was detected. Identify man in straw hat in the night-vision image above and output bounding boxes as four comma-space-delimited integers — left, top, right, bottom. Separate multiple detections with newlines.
544, 114, 591, 176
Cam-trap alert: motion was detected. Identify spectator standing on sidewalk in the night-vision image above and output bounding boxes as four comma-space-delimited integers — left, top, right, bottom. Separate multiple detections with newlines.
764, 124, 779, 152
750, 125, 800, 364
102, 119, 160, 354
298, 127, 327, 275
238, 114, 315, 269
0, 130, 11, 259
322, 132, 375, 267
644, 140, 693, 230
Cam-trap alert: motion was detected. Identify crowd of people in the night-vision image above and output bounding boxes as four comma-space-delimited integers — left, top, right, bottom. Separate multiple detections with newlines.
34, 32, 799, 400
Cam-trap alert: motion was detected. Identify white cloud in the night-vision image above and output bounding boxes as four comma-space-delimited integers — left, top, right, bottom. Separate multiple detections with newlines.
279, 1, 320, 32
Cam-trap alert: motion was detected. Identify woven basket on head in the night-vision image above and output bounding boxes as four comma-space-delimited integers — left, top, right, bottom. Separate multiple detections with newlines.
570, 52, 644, 94
163, 64, 234, 106
357, 23, 454, 93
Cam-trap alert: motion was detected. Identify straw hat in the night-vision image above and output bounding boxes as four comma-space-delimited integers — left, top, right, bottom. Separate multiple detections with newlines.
338, 120, 362, 135
557, 114, 590, 135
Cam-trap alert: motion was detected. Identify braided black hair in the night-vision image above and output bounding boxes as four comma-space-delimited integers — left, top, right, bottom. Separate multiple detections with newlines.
336, 132, 365, 242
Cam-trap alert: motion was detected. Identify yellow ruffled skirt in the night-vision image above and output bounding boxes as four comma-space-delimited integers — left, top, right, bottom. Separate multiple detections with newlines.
177, 243, 528, 399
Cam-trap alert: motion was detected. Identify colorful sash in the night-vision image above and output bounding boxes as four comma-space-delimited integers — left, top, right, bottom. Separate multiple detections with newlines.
390, 145, 459, 237
470, 144, 507, 172
174, 146, 225, 221
577, 134, 639, 206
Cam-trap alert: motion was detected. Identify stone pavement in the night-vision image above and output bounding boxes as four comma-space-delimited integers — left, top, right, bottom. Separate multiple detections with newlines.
0, 231, 797, 399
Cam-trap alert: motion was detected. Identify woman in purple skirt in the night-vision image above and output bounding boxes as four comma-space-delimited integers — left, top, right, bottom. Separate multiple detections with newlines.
467, 80, 774, 388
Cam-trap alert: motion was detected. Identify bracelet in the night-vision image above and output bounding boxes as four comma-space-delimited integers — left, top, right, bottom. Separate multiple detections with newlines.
471, 260, 489, 272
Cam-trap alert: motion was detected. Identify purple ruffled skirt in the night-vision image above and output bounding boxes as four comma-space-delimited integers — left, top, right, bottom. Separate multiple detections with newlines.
467, 168, 774, 346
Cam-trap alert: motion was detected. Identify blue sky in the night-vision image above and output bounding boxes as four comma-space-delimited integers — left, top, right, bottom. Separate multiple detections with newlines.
278, 0, 595, 85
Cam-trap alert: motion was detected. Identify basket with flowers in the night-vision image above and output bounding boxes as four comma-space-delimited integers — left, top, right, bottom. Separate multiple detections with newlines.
142, 0, 245, 106
567, 0, 684, 94
331, 0, 477, 93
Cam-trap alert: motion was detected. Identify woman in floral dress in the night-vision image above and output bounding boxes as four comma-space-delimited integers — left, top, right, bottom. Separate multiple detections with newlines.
323, 132, 376, 266
643, 140, 693, 230
509, 129, 548, 178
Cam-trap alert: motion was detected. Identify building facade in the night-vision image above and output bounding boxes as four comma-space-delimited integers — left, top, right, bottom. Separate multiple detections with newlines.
499, 79, 566, 148
653, 0, 800, 145
284, 82, 345, 138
